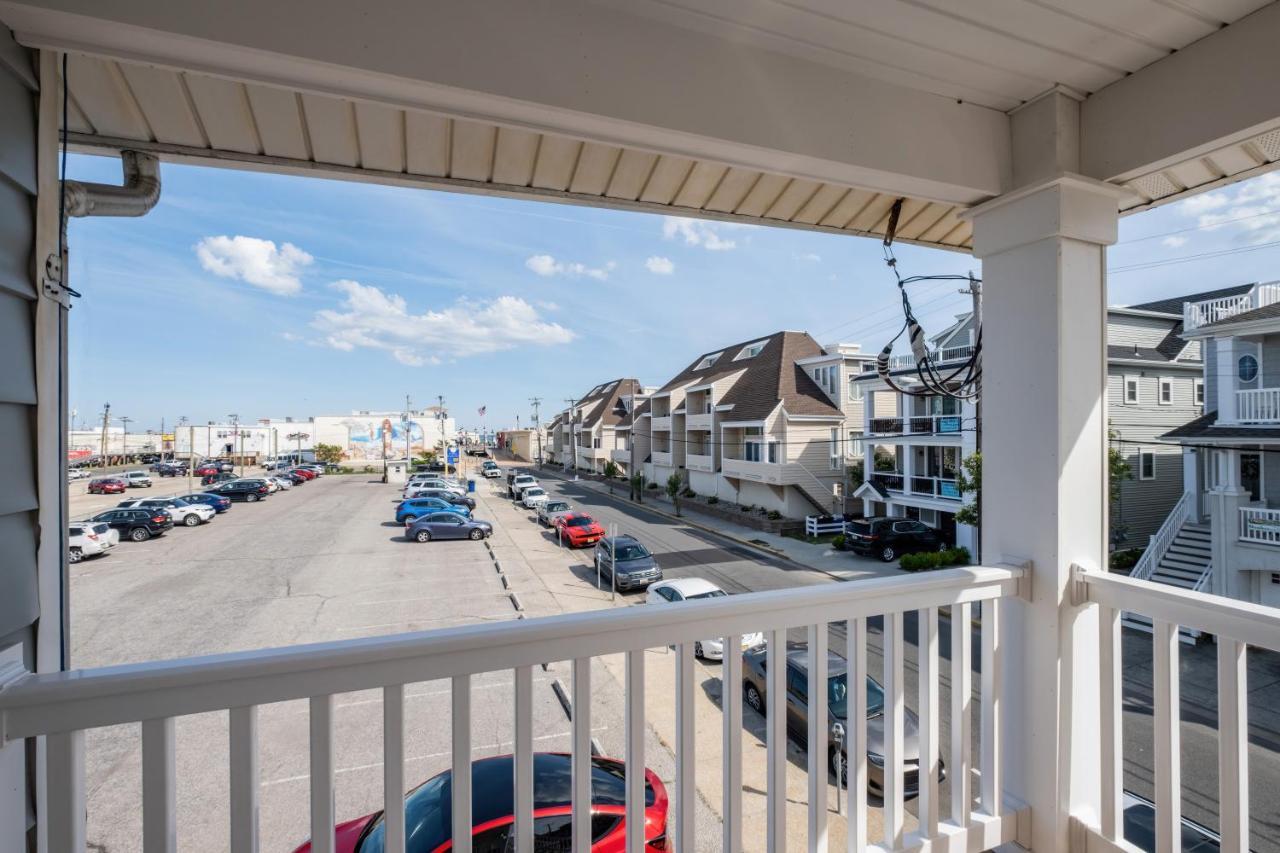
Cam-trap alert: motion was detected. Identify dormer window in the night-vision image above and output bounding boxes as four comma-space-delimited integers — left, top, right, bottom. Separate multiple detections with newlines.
734, 341, 768, 361
696, 351, 723, 370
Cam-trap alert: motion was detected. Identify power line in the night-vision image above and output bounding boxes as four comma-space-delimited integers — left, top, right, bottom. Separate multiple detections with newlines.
1109, 238, 1280, 273
1116, 205, 1280, 246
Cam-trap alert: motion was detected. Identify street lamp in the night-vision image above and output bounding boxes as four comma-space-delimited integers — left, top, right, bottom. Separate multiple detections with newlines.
229, 413, 242, 475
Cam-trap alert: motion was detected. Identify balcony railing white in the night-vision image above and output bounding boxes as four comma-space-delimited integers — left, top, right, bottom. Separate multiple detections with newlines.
1236, 387, 1280, 423
1074, 565, 1280, 853
0, 567, 1024, 853
1183, 281, 1280, 330
1130, 490, 1193, 581
908, 475, 962, 500
1239, 505, 1280, 544
869, 414, 963, 437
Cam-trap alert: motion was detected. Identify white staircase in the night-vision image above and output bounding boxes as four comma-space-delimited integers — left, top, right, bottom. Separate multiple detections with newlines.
1122, 519, 1212, 642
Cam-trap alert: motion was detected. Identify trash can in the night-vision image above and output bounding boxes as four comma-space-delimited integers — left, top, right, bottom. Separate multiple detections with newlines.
467, 478, 477, 493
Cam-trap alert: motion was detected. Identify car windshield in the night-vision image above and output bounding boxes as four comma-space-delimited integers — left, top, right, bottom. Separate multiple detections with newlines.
827, 673, 885, 720
545, 502, 568, 512
525, 489, 544, 497
687, 589, 727, 600
614, 544, 650, 561
566, 516, 595, 527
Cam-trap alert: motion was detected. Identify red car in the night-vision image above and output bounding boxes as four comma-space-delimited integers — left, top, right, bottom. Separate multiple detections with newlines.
194, 464, 219, 477
293, 753, 667, 852
555, 513, 606, 548
288, 467, 317, 480
87, 478, 127, 495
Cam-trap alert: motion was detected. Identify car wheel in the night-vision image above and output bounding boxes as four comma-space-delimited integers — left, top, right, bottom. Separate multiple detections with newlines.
130, 528, 151, 542
245, 494, 258, 503
694, 642, 704, 659
415, 530, 431, 543
469, 529, 484, 541
744, 683, 764, 715
69, 548, 82, 564
403, 515, 417, 524
184, 514, 200, 527
880, 545, 896, 562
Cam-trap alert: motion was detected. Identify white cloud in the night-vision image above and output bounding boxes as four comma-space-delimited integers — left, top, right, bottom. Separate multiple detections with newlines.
279, 331, 302, 342
311, 279, 575, 364
661, 216, 739, 251
1179, 192, 1229, 214
1178, 173, 1280, 244
195, 235, 313, 296
796, 252, 822, 262
524, 254, 615, 280
645, 256, 675, 275
1161, 236, 1188, 249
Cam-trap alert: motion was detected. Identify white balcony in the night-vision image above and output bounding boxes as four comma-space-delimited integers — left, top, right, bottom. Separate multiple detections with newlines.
609, 447, 630, 464
1240, 506, 1280, 545
722, 456, 784, 484
686, 452, 714, 472
1184, 281, 1280, 330
651, 416, 672, 432
907, 475, 962, 500
651, 450, 674, 467
1236, 388, 1280, 424
869, 415, 965, 438
686, 412, 713, 431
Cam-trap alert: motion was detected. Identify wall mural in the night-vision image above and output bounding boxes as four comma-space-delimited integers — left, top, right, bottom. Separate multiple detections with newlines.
339, 417, 428, 461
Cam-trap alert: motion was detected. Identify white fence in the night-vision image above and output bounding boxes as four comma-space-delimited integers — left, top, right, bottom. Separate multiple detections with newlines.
1183, 281, 1280, 330
1236, 388, 1280, 423
1239, 505, 1280, 544
0, 567, 1024, 853
804, 515, 846, 536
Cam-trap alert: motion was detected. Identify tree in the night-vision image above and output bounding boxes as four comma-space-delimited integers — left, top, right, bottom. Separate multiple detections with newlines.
1108, 428, 1133, 548
314, 443, 344, 466
666, 472, 684, 516
955, 452, 981, 528
602, 460, 620, 494
630, 471, 646, 504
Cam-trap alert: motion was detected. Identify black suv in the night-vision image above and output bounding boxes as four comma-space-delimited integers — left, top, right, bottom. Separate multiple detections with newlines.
202, 471, 238, 486
845, 517, 945, 562
89, 507, 174, 542
207, 480, 271, 502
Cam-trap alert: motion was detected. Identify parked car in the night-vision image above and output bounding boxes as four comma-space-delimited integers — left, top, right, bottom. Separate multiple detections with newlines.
277, 471, 306, 485
593, 535, 662, 591
554, 512, 605, 548
1121, 790, 1220, 852
68, 521, 117, 561
296, 464, 324, 476
407, 487, 476, 509
288, 467, 316, 480
194, 464, 220, 477
537, 499, 573, 527
117, 497, 216, 527
521, 486, 550, 508
741, 642, 943, 798
88, 507, 174, 542
646, 578, 764, 659
395, 497, 470, 523
290, 753, 668, 853
481, 466, 502, 479
508, 474, 538, 499
407, 477, 465, 496
177, 492, 232, 513
67, 468, 91, 480
153, 462, 186, 477
202, 471, 238, 486
405, 511, 493, 542
88, 478, 127, 495
845, 517, 946, 562
121, 470, 153, 488
268, 475, 294, 490
206, 481, 271, 502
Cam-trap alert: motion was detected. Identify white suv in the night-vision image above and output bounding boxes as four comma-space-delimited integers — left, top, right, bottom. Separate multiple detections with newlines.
117, 497, 215, 526
122, 470, 153, 488
69, 521, 117, 561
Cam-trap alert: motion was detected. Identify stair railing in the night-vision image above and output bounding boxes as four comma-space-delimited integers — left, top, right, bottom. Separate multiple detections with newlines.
1129, 490, 1193, 581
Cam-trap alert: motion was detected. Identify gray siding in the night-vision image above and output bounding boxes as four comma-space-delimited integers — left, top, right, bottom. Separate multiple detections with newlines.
1262, 334, 1280, 390
1204, 338, 1217, 411
0, 33, 39, 646
1107, 313, 1175, 348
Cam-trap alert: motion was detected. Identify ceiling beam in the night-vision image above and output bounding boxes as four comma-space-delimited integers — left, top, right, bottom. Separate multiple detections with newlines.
0, 0, 1009, 205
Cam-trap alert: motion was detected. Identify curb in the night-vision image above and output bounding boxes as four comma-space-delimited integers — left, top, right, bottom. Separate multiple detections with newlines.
550, 678, 602, 755
509, 591, 524, 611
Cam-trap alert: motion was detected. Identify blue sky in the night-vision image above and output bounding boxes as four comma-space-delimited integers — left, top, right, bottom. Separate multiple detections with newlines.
64, 152, 1280, 432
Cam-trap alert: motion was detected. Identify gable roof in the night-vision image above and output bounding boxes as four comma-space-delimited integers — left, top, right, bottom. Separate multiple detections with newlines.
570, 378, 643, 429
1127, 283, 1254, 316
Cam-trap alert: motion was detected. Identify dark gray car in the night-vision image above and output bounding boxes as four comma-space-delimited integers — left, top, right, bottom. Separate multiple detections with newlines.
593, 535, 662, 591
405, 511, 492, 542
411, 487, 477, 510
741, 642, 943, 798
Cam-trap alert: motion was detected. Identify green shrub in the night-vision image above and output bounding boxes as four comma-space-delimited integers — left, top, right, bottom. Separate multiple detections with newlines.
899, 546, 971, 572
707, 496, 719, 505
740, 503, 753, 513
647, 482, 658, 490
682, 487, 697, 498
1109, 548, 1143, 571
832, 534, 846, 550
766, 510, 782, 520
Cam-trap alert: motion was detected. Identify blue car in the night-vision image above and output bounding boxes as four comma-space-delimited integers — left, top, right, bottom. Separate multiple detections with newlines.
178, 492, 232, 513
395, 497, 470, 524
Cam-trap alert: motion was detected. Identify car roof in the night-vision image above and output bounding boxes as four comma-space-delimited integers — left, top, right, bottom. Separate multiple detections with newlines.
603, 534, 641, 545
783, 644, 849, 677
653, 577, 721, 596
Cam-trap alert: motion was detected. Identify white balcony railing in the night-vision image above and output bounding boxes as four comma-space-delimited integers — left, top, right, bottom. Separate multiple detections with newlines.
1239, 505, 1280, 544
686, 452, 714, 472
907, 475, 962, 500
1131, 490, 1193, 581
1236, 388, 1280, 423
609, 447, 629, 464
686, 412, 713, 431
0, 567, 1025, 853
868, 414, 963, 437
1183, 281, 1280, 330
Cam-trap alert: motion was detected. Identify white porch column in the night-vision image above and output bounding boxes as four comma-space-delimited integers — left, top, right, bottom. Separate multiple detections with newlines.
964, 173, 1123, 851
1215, 339, 1243, 424
1208, 449, 1247, 598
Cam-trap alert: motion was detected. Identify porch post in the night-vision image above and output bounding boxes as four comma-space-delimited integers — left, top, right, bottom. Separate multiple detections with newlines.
1208, 449, 1246, 598
964, 173, 1122, 851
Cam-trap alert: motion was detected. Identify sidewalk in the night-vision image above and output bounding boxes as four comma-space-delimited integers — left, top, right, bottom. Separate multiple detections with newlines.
530, 463, 900, 583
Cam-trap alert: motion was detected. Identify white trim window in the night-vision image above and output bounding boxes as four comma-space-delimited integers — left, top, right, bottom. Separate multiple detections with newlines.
1139, 449, 1156, 480
1123, 375, 1139, 405
1194, 379, 1204, 406
848, 378, 864, 401
829, 427, 841, 470
1158, 377, 1172, 405
696, 352, 723, 370
734, 341, 768, 361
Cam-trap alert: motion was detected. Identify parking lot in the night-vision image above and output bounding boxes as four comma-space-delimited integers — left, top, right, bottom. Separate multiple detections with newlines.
68, 461, 1280, 852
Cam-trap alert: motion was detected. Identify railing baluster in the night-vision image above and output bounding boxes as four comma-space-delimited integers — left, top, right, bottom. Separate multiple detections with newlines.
807, 624, 828, 853
676, 642, 696, 853
626, 649, 646, 853
1218, 637, 1249, 853
572, 657, 592, 853
47, 730, 86, 853
230, 705, 260, 853
453, 675, 473, 853
918, 607, 940, 838
142, 717, 177, 853
1153, 620, 1181, 853
1099, 605, 1122, 840
310, 695, 335, 853
383, 687, 406, 853
722, 634, 743, 853
980, 597, 1001, 816
514, 666, 534, 853
883, 612, 904, 849
848, 617, 868, 853
766, 628, 787, 853
949, 602, 971, 827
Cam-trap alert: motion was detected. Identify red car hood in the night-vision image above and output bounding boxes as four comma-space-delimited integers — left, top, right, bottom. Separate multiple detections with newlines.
291, 814, 373, 853
564, 523, 605, 539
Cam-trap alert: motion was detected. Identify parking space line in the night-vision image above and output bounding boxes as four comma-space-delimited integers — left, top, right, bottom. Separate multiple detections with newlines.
334, 613, 516, 632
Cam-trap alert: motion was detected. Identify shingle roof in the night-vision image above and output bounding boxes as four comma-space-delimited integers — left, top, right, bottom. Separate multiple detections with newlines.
572, 378, 643, 429
1154, 322, 1189, 360
1161, 410, 1280, 440
1192, 301, 1280, 332
1128, 284, 1254, 316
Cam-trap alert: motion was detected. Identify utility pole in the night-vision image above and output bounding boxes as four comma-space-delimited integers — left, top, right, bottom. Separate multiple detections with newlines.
229, 413, 241, 476
960, 273, 982, 561
405, 394, 413, 464
530, 397, 543, 467
176, 416, 188, 465
563, 399, 577, 474
119, 416, 131, 462
188, 424, 195, 493
437, 395, 447, 474
99, 402, 111, 469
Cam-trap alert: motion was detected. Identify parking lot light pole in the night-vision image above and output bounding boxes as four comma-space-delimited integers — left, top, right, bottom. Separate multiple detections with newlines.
187, 425, 194, 493
610, 524, 617, 603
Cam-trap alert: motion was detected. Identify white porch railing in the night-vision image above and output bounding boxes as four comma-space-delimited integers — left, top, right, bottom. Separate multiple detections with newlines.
1239, 505, 1280, 544
907, 476, 962, 500
1075, 565, 1280, 853
1235, 388, 1280, 423
1129, 490, 1193, 581
1183, 281, 1280, 330
804, 515, 846, 536
0, 567, 1025, 853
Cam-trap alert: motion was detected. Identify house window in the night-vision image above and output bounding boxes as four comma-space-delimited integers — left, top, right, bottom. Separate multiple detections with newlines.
767, 441, 779, 463
1158, 377, 1172, 405
830, 428, 841, 470
1194, 379, 1204, 406
1124, 376, 1139, 404
1139, 450, 1155, 480
696, 352, 723, 370
848, 379, 864, 401
734, 341, 767, 361
1239, 354, 1259, 383
847, 430, 862, 457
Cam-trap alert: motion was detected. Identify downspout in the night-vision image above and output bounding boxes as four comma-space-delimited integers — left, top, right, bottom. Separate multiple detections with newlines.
63, 149, 161, 219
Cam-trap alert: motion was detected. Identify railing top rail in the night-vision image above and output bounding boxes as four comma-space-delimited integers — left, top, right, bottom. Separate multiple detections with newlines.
1075, 564, 1279, 652
0, 566, 1022, 740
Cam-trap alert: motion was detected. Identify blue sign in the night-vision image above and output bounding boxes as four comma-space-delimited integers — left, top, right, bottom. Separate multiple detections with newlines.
447, 448, 459, 464
939, 481, 961, 499
938, 416, 962, 434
